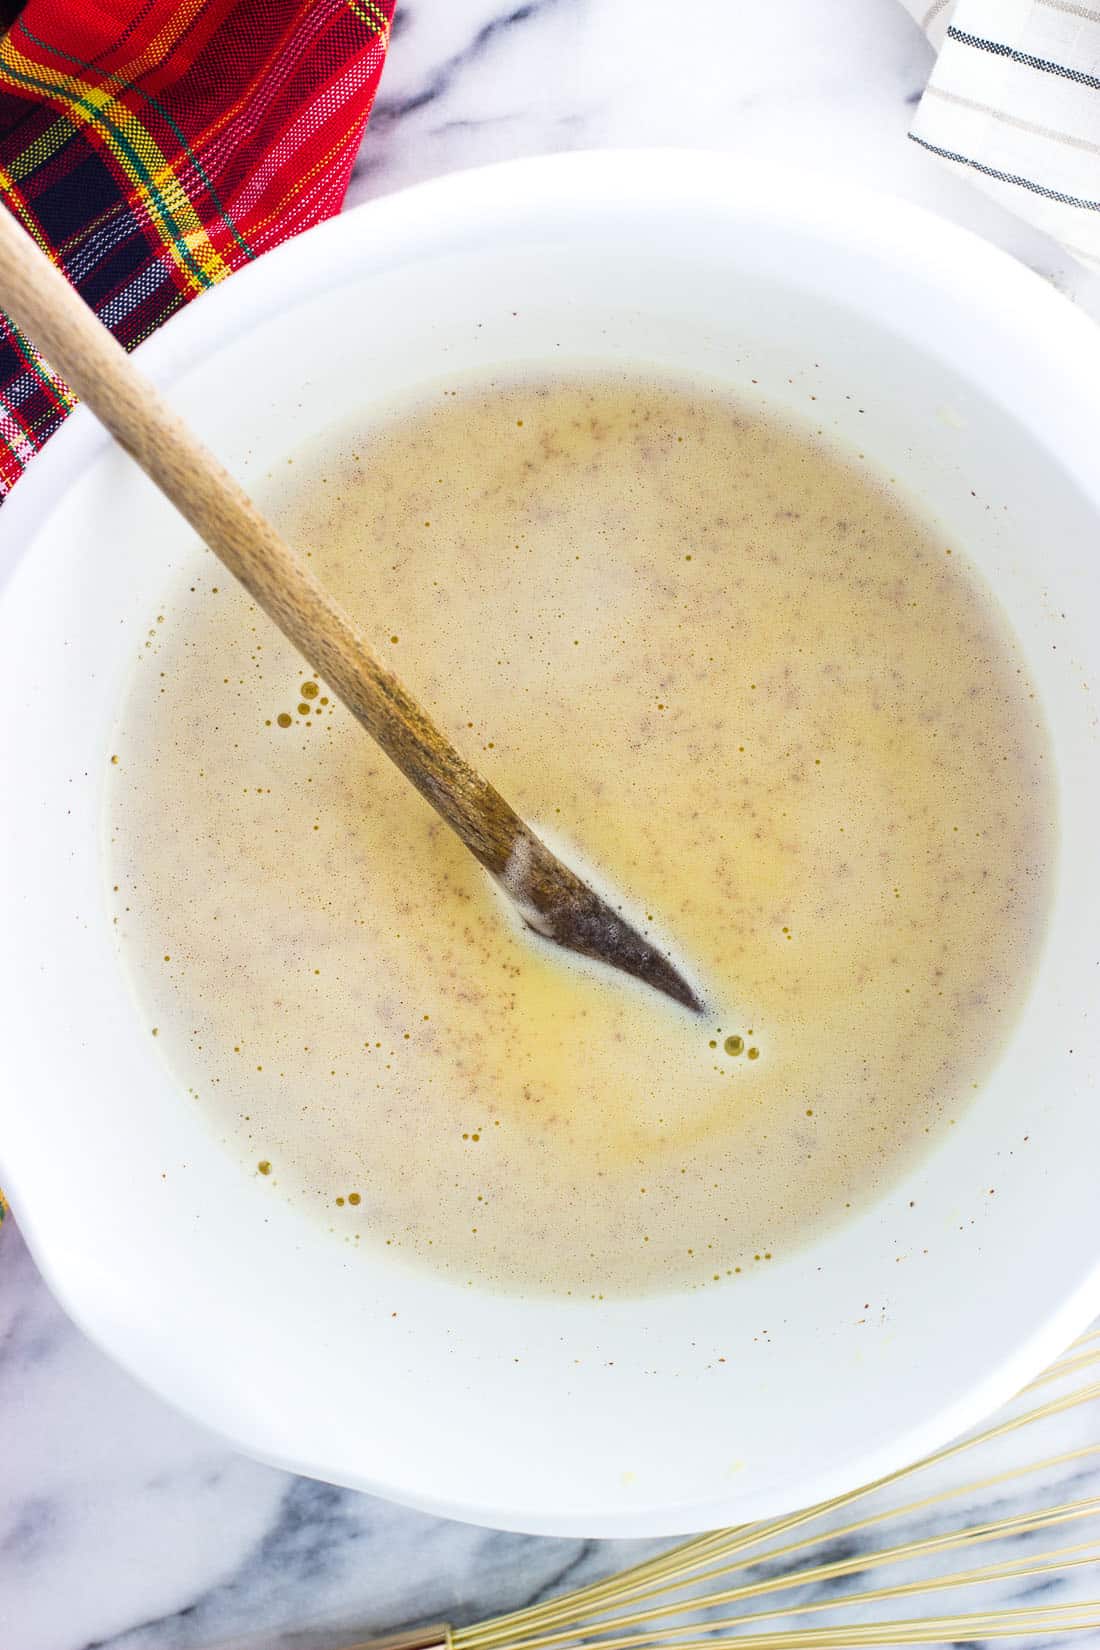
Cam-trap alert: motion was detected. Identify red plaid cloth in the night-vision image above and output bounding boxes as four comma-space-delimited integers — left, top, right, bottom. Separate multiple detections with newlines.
0, 0, 394, 496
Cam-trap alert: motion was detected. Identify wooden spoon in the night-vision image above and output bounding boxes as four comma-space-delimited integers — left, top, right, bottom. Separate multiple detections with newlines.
0, 206, 703, 1014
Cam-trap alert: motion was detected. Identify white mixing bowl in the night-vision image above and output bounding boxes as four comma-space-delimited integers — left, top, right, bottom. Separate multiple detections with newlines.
1, 152, 1098, 1537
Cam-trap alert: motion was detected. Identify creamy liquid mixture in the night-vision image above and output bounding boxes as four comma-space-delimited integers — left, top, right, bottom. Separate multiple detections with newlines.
107, 375, 1054, 1296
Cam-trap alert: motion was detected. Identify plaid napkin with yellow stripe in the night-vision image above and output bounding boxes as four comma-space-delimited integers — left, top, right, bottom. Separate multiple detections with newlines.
0, 0, 394, 497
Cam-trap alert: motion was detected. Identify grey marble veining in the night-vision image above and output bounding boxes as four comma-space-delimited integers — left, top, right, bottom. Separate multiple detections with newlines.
0, 1220, 673, 1650
2, 1211, 1097, 1650
346, 0, 1100, 317
2, 3, 1099, 1648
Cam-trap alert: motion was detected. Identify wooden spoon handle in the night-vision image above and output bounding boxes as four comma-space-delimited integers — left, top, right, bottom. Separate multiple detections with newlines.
0, 205, 703, 1013
0, 204, 523, 874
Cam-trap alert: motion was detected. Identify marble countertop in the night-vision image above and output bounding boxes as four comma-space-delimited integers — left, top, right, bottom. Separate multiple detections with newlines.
2, 3, 1098, 1648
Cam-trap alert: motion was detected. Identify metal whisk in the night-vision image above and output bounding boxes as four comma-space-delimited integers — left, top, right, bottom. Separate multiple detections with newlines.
342, 1329, 1099, 1650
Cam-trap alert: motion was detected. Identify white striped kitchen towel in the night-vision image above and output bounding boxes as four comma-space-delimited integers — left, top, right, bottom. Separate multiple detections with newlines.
902, 0, 1100, 267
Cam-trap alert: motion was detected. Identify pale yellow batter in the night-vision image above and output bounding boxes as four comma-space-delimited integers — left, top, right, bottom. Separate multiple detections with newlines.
107, 375, 1054, 1296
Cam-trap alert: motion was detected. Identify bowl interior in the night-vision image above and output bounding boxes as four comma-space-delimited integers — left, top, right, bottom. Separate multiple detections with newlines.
1, 154, 1099, 1536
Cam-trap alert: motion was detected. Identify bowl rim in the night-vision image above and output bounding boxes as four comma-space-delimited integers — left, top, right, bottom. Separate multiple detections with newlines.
3, 148, 1100, 1536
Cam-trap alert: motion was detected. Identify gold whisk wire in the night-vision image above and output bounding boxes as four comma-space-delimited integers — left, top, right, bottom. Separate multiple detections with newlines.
452, 1335, 1100, 1650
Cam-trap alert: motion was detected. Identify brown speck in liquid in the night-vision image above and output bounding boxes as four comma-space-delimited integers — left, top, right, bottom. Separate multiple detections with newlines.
257, 1160, 271, 1175
108, 372, 1054, 1299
